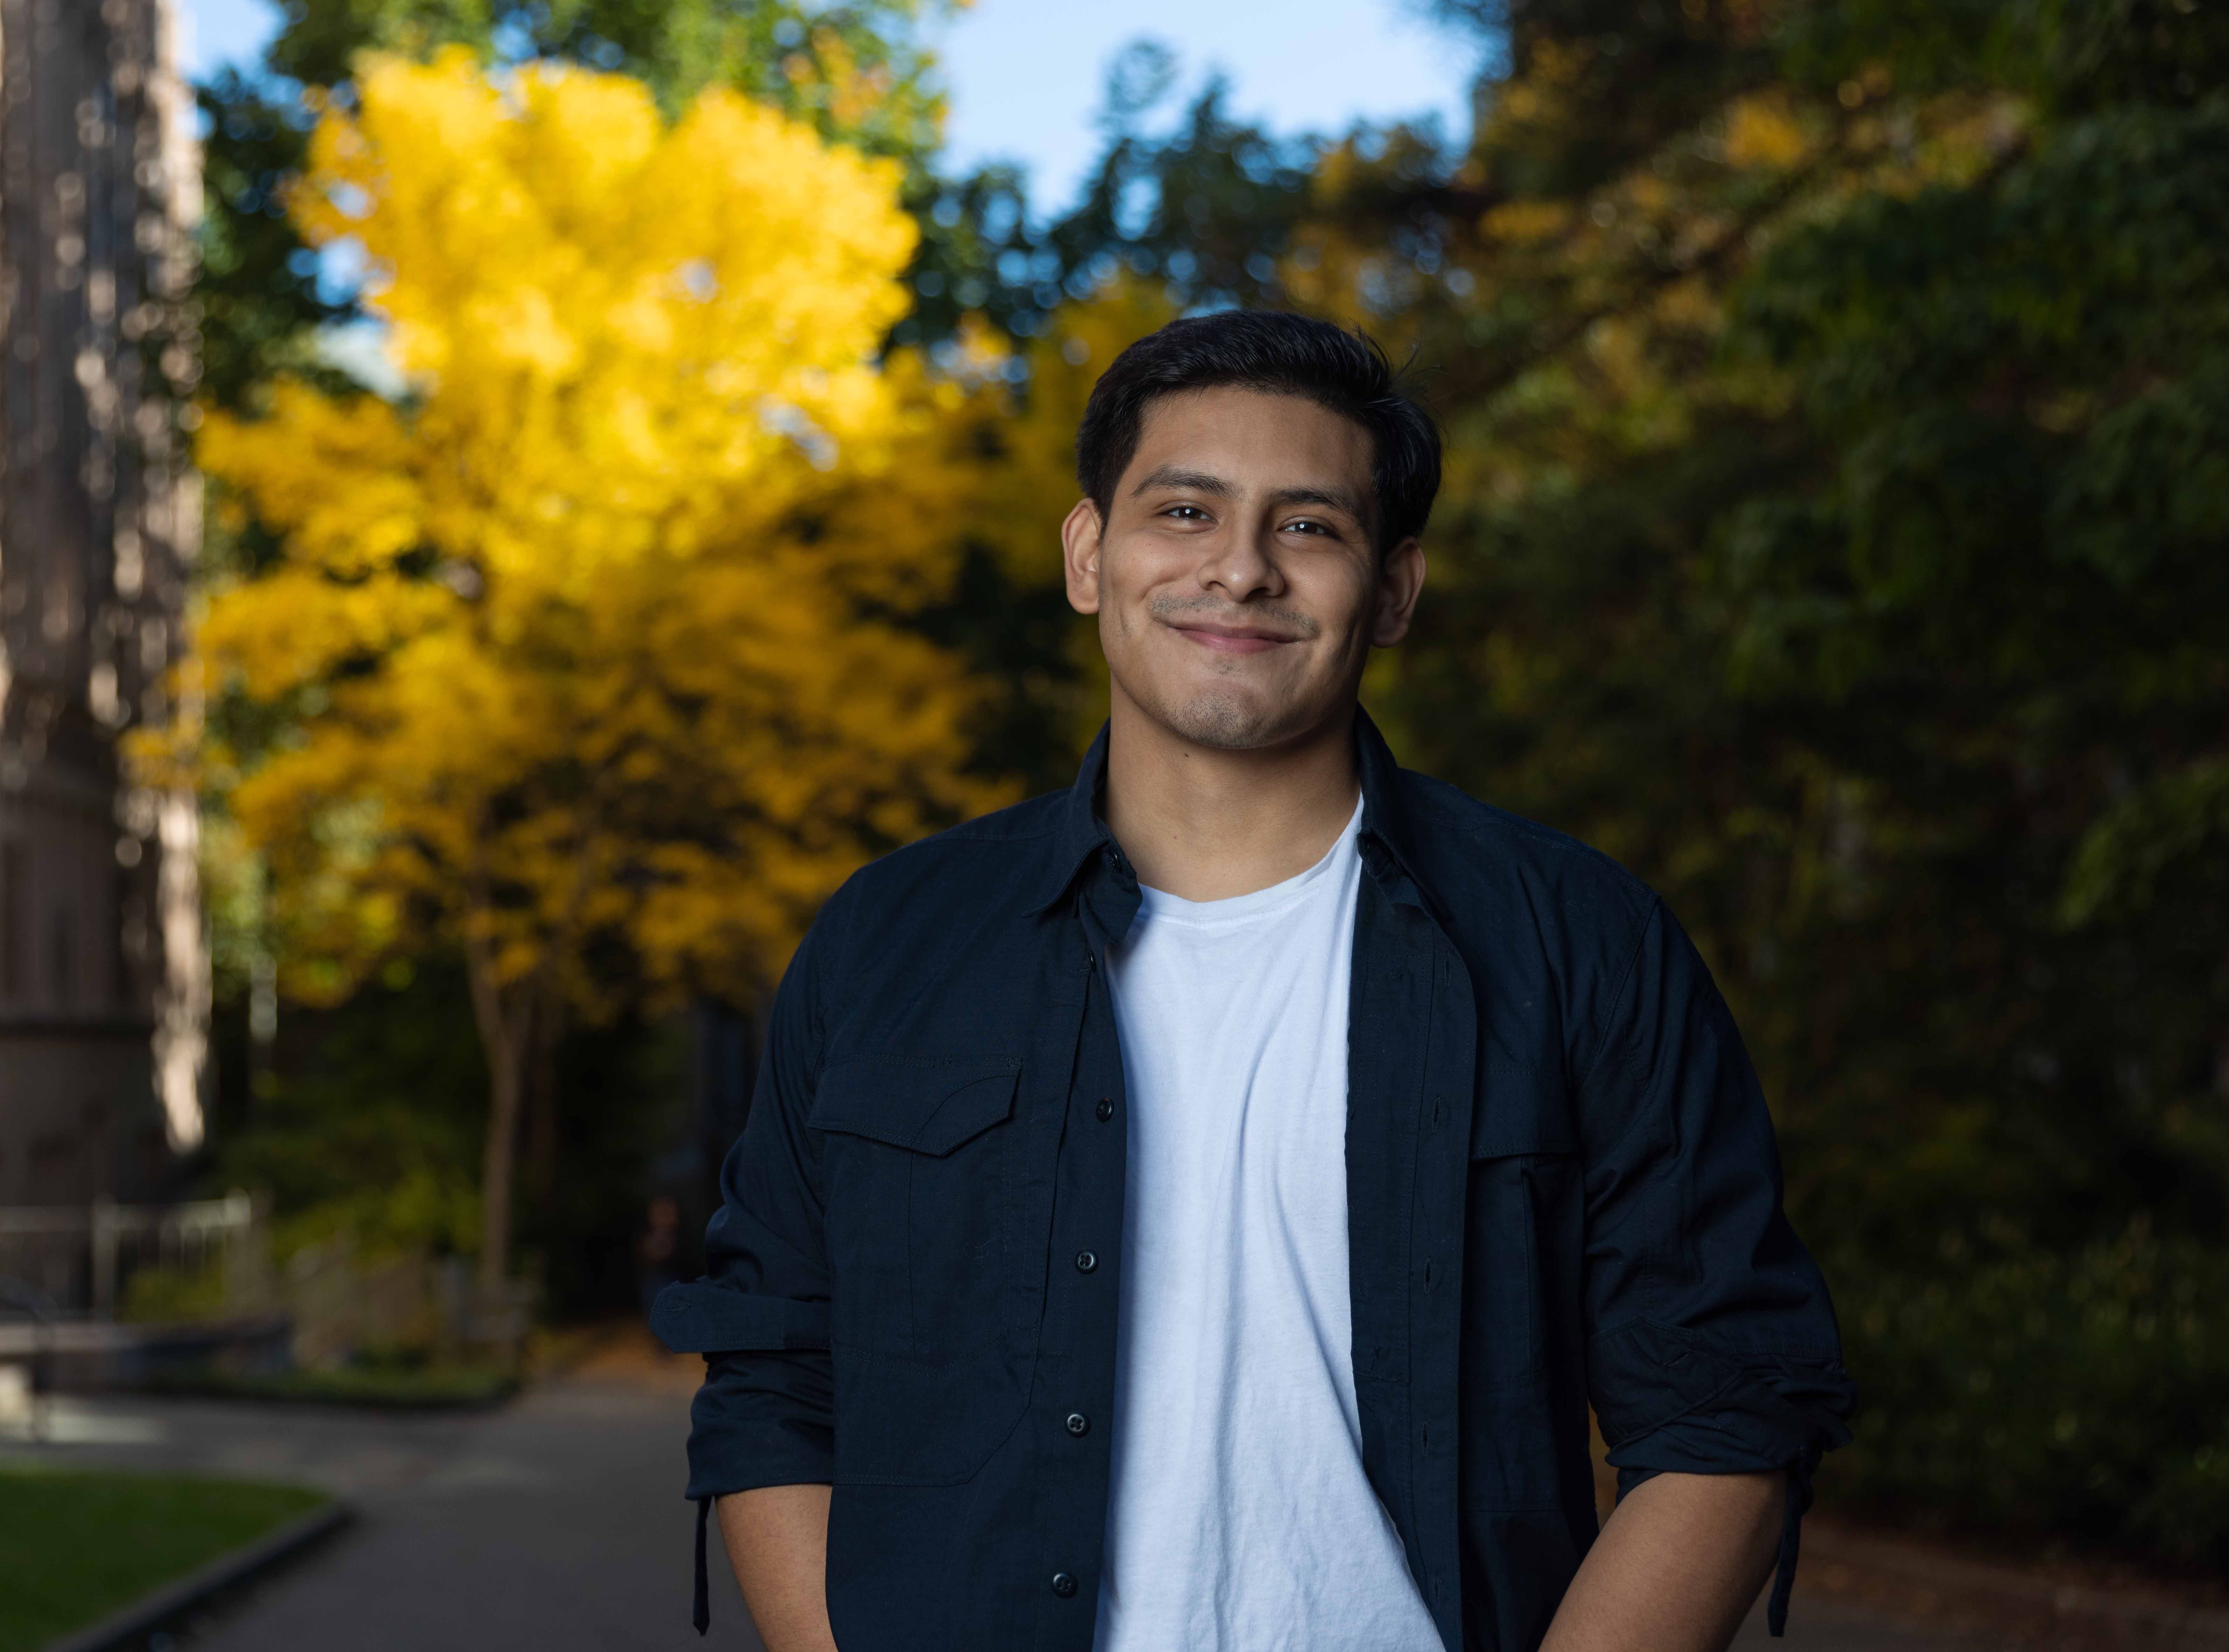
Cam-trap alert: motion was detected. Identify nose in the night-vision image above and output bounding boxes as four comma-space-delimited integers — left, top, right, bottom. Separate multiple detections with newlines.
1194, 518, 1283, 603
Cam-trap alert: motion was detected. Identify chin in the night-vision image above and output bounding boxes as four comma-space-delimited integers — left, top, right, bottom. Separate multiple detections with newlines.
1163, 690, 1292, 751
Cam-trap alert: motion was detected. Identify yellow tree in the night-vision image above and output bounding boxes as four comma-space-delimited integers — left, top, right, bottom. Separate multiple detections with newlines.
169, 52, 1002, 1289
816, 282, 1184, 774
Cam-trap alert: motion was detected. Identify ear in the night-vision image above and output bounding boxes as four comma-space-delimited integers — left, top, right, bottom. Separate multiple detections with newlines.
1371, 538, 1427, 647
1061, 497, 1105, 616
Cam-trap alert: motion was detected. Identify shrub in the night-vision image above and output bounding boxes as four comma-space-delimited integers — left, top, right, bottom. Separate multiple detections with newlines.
1823, 1220, 2229, 1570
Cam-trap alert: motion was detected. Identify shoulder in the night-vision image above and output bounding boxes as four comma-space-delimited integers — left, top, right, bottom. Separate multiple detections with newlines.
836, 790, 1071, 902
1390, 767, 1678, 1048
804, 789, 1073, 963
788, 790, 1083, 1053
1388, 768, 1735, 1071
1396, 768, 1659, 930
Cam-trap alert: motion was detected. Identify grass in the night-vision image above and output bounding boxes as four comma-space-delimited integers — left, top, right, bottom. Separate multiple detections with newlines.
0, 1467, 327, 1652
144, 1360, 519, 1409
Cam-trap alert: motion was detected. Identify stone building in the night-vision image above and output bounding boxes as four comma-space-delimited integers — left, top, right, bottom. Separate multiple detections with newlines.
0, 0, 205, 1209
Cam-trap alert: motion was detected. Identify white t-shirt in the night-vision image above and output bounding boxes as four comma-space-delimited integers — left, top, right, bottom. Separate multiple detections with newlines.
1095, 798, 1442, 1652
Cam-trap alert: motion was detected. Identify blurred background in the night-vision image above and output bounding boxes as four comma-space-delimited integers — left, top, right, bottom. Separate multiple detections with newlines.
0, 1, 2224, 1649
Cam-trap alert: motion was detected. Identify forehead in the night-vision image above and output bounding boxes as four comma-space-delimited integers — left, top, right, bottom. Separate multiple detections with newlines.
1122, 387, 1374, 495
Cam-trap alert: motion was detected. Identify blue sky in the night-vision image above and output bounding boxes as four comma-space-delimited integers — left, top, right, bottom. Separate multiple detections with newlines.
179, 0, 1481, 214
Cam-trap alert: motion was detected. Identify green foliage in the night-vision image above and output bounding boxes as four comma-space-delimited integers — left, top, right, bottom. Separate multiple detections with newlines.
207, 959, 487, 1261
119, 1260, 230, 1325
1830, 1223, 2229, 1567
2064, 757, 2229, 927
1239, 0, 2229, 1562
203, 952, 689, 1318
182, 0, 2229, 1567
0, 1470, 326, 1652
196, 68, 351, 412
896, 46, 1348, 349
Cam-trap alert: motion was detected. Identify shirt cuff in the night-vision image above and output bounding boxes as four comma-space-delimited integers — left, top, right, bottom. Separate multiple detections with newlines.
1592, 1320, 1855, 1639
684, 1349, 835, 1500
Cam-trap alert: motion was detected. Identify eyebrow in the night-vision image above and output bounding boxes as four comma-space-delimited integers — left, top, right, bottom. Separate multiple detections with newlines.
1130, 465, 1371, 524
1265, 484, 1371, 523
1130, 464, 1233, 498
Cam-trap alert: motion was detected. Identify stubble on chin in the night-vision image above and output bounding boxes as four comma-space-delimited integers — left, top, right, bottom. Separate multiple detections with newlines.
1109, 634, 1282, 751
1160, 684, 1286, 750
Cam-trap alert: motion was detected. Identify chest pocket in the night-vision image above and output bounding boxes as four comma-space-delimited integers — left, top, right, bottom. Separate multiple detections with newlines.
1464, 1060, 1580, 1398
809, 1055, 1029, 1486
809, 1056, 1020, 1363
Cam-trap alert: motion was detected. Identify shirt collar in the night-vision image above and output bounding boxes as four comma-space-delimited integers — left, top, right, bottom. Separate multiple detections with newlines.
1351, 705, 1437, 911
1027, 707, 1437, 917
1027, 720, 1119, 916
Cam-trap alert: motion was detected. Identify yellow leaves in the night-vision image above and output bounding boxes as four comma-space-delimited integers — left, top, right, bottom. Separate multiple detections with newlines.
1722, 90, 1813, 171
197, 569, 454, 699
186, 54, 980, 1012
216, 50, 922, 595
198, 387, 424, 576
1895, 91, 2033, 195
1483, 200, 1573, 245
1650, 274, 1725, 335
1498, 83, 1544, 123
290, 51, 915, 554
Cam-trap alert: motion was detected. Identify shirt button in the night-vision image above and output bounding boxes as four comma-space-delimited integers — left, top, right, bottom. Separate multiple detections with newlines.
1065, 1411, 1091, 1436
1095, 1098, 1114, 1122
1051, 1572, 1079, 1598
1074, 1250, 1098, 1273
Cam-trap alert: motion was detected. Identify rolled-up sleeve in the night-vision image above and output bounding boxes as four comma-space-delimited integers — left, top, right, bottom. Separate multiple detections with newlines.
1576, 899, 1855, 1628
652, 906, 841, 1498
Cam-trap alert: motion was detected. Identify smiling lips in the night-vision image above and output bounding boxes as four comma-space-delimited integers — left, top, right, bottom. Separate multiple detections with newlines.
1168, 621, 1295, 655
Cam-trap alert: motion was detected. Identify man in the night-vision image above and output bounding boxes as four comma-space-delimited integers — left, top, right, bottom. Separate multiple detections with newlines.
654, 311, 1854, 1652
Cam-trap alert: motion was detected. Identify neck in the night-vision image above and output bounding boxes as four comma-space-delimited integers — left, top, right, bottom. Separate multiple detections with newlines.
1102, 692, 1362, 903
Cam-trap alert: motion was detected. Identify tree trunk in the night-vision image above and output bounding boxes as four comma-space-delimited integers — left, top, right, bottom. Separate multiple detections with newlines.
478, 1031, 526, 1294
525, 1003, 562, 1213
461, 820, 598, 1298
465, 942, 533, 1296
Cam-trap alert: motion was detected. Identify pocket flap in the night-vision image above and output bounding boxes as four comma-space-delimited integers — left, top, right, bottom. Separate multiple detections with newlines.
1470, 1060, 1579, 1157
809, 1056, 1022, 1156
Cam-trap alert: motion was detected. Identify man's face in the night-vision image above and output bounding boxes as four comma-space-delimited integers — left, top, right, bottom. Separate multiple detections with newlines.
1062, 387, 1426, 752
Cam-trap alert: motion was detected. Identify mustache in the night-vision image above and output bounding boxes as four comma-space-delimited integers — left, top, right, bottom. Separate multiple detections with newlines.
1148, 593, 1321, 640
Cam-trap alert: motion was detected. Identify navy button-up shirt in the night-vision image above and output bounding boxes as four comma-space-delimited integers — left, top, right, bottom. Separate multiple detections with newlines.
655, 713, 1854, 1652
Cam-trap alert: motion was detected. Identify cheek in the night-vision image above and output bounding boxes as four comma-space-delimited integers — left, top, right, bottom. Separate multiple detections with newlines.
1101, 558, 1185, 634
1296, 567, 1378, 651
1094, 544, 1153, 613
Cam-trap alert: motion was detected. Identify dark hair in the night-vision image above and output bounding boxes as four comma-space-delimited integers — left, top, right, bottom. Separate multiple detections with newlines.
1074, 310, 1442, 555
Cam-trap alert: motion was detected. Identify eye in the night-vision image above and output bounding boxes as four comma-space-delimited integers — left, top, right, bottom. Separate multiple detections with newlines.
1161, 503, 1211, 523
1282, 517, 1334, 536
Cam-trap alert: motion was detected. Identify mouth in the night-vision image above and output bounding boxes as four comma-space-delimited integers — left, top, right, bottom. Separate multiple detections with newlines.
1166, 620, 1300, 656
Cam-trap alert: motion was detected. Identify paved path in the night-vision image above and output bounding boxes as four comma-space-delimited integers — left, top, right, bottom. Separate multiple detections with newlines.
4, 1348, 1960, 1651
3, 1349, 759, 1651
1732, 1594, 1965, 1650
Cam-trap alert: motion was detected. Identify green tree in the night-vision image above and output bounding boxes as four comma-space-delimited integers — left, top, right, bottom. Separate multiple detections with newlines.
1338, 0, 2229, 1559
1021, 0, 2229, 1564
